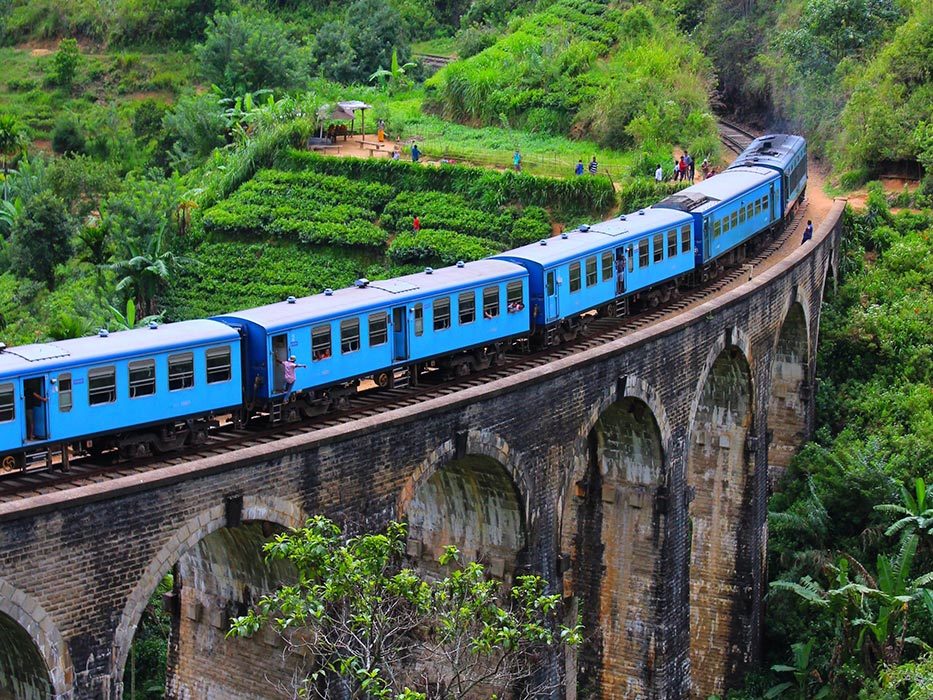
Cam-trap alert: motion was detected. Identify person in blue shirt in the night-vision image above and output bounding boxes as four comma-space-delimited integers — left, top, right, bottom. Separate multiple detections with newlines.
802, 220, 814, 244
574, 160, 584, 176
411, 144, 420, 162
513, 150, 522, 172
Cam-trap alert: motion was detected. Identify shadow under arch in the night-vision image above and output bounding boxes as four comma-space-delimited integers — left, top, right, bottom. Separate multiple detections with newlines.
110, 495, 307, 684
685, 335, 755, 699
0, 578, 71, 699
768, 301, 811, 480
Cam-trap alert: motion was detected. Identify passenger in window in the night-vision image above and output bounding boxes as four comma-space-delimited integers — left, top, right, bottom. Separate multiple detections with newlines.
507, 301, 524, 313
26, 389, 48, 440
277, 355, 306, 402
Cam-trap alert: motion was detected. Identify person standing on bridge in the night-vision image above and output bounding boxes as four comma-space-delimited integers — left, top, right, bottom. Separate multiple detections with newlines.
277, 355, 306, 402
802, 220, 813, 244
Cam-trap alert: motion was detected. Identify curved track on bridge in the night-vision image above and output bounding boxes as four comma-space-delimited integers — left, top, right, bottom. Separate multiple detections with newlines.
0, 123, 828, 505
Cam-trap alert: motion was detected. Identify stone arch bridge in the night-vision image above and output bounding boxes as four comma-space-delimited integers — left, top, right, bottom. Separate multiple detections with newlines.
0, 202, 844, 700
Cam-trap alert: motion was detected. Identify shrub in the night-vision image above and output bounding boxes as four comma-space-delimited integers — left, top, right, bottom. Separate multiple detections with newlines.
51, 115, 86, 155
388, 229, 504, 265
48, 37, 80, 88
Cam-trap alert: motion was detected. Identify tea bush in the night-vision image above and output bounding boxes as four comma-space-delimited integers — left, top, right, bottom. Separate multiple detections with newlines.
387, 229, 504, 265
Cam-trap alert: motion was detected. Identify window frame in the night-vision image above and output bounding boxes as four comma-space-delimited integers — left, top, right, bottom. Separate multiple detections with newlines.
667, 229, 678, 257
168, 352, 195, 392
129, 358, 157, 398
653, 233, 664, 263
368, 312, 388, 347
414, 303, 424, 336
681, 225, 691, 253
601, 251, 613, 281
506, 280, 523, 310
88, 366, 117, 406
585, 256, 598, 287
340, 317, 361, 354
206, 346, 232, 384
731, 211, 738, 229
755, 199, 762, 215
713, 220, 722, 238
57, 373, 72, 413
0, 382, 14, 423
739, 205, 746, 224
458, 291, 476, 325
312, 324, 332, 361
638, 239, 649, 267
433, 297, 451, 331
482, 287, 499, 319
569, 262, 582, 293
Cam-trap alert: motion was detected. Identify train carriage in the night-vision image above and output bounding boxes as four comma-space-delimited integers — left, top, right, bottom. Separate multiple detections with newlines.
0, 320, 243, 469
728, 134, 808, 216
212, 260, 530, 414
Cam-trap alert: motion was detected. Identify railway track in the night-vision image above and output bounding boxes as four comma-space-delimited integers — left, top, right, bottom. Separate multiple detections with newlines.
0, 202, 808, 504
718, 120, 758, 155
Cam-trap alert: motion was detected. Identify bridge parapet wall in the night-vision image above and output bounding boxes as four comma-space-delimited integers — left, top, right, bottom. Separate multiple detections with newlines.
0, 201, 845, 699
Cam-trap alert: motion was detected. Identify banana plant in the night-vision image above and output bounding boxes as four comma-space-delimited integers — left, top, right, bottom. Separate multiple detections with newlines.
765, 640, 829, 699
369, 48, 417, 93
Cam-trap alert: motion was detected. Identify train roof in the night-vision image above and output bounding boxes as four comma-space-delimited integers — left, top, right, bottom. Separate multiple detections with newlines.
493, 207, 692, 267
656, 167, 778, 215
728, 134, 806, 171
0, 319, 239, 379
213, 259, 528, 332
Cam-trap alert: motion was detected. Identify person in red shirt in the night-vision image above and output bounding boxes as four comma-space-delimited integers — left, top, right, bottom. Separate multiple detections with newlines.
413, 215, 421, 232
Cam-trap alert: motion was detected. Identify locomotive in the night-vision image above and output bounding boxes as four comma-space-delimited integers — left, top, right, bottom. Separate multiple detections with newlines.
0, 134, 806, 471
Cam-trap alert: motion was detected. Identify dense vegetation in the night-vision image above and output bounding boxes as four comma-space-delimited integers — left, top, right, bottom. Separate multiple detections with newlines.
725, 193, 933, 699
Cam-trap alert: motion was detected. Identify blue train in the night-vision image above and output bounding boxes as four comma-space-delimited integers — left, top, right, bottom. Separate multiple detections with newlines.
0, 135, 806, 471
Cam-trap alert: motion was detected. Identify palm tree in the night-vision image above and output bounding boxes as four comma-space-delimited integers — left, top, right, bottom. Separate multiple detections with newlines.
108, 226, 196, 317
0, 113, 26, 175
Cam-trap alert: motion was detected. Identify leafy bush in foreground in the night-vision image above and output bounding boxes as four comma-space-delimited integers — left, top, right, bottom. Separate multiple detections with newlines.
388, 229, 504, 265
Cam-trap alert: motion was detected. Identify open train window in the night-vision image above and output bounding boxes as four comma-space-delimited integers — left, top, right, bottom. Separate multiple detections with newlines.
433, 298, 451, 331
585, 256, 597, 287
569, 262, 581, 292
414, 304, 423, 336
731, 212, 738, 229
88, 366, 116, 405
713, 221, 721, 238
458, 291, 475, 325
129, 359, 156, 397
168, 353, 194, 391
722, 216, 730, 233
681, 225, 691, 253
762, 196, 769, 210
206, 346, 232, 383
369, 312, 388, 346
507, 281, 523, 310
58, 374, 72, 412
653, 233, 663, 263
667, 229, 677, 257
312, 324, 332, 360
0, 383, 13, 422
482, 287, 499, 319
340, 318, 361, 354
601, 251, 613, 281
755, 199, 762, 215
746, 203, 754, 220
739, 206, 746, 224
638, 239, 649, 268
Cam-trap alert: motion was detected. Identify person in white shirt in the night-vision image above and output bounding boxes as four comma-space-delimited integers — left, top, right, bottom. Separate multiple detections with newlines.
654, 164, 664, 182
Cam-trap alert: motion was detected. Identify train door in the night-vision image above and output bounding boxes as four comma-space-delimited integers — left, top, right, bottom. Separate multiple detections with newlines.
545, 270, 559, 320
0, 381, 18, 455
392, 306, 408, 361
769, 183, 776, 222
614, 248, 625, 295
703, 218, 711, 260
271, 334, 287, 393
23, 376, 49, 442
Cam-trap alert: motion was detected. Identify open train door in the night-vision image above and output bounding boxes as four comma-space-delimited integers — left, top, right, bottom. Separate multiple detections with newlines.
23, 375, 49, 443
544, 269, 559, 321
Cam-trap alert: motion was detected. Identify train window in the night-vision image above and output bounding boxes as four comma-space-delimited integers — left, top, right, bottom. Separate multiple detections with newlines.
129, 359, 156, 397
507, 281, 523, 310
638, 239, 649, 267
747, 203, 754, 220
340, 318, 361, 354
722, 216, 730, 233
0, 383, 13, 422
483, 287, 499, 319
414, 304, 423, 336
58, 374, 72, 412
739, 206, 746, 224
206, 347, 232, 383
168, 353, 194, 391
88, 366, 116, 405
731, 212, 738, 229
713, 220, 721, 238
627, 245, 634, 272
569, 262, 581, 292
368, 312, 388, 346
312, 324, 332, 360
667, 229, 677, 257
755, 199, 762, 215
681, 225, 691, 253
433, 297, 451, 331
601, 251, 613, 281
585, 256, 597, 287
653, 233, 663, 263
762, 196, 769, 210
459, 291, 476, 325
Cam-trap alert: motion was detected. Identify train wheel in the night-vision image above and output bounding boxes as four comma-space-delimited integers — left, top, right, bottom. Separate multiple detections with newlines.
2, 454, 20, 473
375, 371, 391, 388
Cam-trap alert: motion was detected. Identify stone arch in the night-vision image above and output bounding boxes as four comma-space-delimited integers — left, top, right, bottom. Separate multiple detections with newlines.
0, 578, 71, 699
399, 431, 529, 578
556, 376, 671, 698
768, 301, 810, 481
111, 496, 306, 684
686, 340, 755, 699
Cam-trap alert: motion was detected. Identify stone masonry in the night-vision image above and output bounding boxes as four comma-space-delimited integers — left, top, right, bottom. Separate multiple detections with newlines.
0, 201, 844, 699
